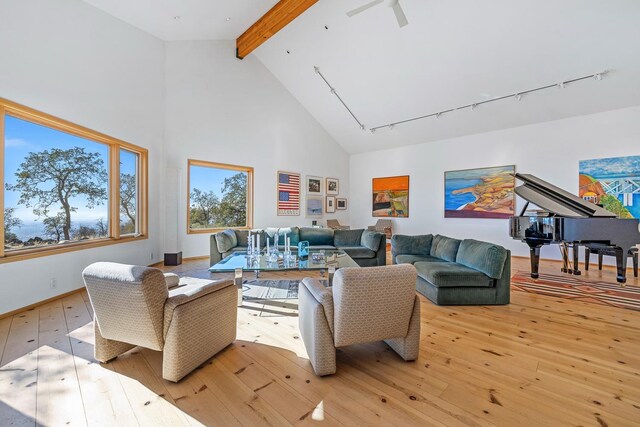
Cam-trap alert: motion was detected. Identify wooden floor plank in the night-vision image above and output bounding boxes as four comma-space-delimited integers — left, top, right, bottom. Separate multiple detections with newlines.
140, 347, 242, 427
36, 300, 87, 426
0, 308, 39, 426
62, 293, 139, 427
0, 316, 12, 363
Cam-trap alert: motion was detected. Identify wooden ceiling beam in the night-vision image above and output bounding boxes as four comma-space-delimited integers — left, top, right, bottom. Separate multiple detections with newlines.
236, 0, 318, 59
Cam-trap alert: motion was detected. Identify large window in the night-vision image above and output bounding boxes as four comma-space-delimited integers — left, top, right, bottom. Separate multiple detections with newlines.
1, 99, 148, 262
187, 159, 253, 233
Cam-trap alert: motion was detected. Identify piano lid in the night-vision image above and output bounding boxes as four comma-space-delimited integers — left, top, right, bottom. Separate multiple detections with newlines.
514, 173, 617, 218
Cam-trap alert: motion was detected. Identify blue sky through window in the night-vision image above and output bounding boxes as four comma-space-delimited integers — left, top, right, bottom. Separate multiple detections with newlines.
190, 165, 244, 198
4, 115, 109, 223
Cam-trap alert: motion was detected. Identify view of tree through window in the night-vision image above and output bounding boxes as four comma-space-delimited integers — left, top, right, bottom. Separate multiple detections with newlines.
188, 160, 253, 231
4, 115, 109, 249
1, 99, 148, 260
120, 149, 138, 235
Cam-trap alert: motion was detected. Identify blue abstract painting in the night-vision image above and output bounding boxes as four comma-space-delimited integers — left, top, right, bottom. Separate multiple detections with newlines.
579, 155, 640, 218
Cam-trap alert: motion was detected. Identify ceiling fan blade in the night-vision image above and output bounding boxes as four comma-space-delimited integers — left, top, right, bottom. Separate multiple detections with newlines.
392, 2, 409, 27
346, 0, 384, 17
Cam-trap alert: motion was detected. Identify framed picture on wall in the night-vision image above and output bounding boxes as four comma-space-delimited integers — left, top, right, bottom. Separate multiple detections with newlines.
372, 175, 409, 218
326, 177, 339, 195
444, 165, 515, 219
276, 171, 300, 216
306, 175, 323, 195
337, 198, 347, 210
306, 196, 324, 217
326, 196, 336, 213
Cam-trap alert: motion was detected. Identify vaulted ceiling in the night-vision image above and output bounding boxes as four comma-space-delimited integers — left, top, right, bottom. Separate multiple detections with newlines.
82, 0, 640, 154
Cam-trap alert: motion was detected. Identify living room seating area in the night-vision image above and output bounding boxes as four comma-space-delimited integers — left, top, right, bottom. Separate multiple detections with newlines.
211, 226, 387, 267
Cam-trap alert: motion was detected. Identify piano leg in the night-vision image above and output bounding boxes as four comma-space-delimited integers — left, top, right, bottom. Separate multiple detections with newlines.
528, 243, 543, 279
614, 247, 628, 285
560, 242, 570, 274
584, 246, 591, 271
572, 244, 581, 275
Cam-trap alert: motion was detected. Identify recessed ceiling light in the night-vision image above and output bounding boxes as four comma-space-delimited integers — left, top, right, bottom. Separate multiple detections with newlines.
173, 15, 181, 20
225, 17, 231, 21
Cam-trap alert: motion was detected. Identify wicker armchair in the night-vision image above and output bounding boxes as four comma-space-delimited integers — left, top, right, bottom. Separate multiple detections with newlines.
82, 262, 237, 382
298, 264, 420, 376
368, 219, 392, 239
326, 219, 350, 230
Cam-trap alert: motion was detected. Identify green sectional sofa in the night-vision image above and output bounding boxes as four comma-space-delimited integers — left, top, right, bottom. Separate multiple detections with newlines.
392, 234, 510, 305
210, 227, 386, 268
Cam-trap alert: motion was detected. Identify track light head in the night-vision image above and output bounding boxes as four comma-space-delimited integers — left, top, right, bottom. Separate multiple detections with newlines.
330, 87, 336, 95
370, 128, 376, 134
515, 93, 522, 101
594, 73, 603, 81
313, 66, 320, 74
471, 104, 477, 110
360, 124, 365, 131
558, 82, 565, 89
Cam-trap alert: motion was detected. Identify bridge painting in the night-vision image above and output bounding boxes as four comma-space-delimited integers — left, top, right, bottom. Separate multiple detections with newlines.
579, 155, 640, 219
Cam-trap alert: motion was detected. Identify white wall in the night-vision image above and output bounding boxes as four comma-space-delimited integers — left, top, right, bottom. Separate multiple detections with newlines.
164, 41, 350, 258
349, 106, 640, 262
0, 0, 165, 314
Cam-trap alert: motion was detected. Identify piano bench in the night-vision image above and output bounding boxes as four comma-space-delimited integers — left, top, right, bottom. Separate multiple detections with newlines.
585, 246, 638, 278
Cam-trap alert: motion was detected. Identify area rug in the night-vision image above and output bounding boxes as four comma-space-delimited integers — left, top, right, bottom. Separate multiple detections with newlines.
242, 279, 300, 300
511, 271, 640, 311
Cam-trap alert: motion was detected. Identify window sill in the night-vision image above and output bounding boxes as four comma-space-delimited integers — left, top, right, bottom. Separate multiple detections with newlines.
0, 235, 148, 264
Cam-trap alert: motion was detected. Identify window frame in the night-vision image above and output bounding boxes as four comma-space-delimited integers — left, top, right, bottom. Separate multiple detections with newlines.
186, 159, 254, 234
0, 98, 148, 263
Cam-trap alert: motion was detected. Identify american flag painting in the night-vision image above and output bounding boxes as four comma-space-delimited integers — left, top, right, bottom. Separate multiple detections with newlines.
277, 171, 300, 216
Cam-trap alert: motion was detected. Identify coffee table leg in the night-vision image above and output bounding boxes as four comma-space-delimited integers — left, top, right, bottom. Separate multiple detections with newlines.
234, 268, 243, 307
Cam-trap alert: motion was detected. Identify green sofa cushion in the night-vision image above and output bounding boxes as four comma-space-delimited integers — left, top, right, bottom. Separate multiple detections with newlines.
234, 229, 266, 248
431, 235, 461, 262
337, 246, 376, 259
264, 227, 300, 245
334, 229, 364, 246
215, 230, 237, 253
392, 234, 433, 256
396, 254, 447, 265
300, 227, 335, 246
361, 230, 382, 251
456, 239, 508, 279
414, 262, 493, 288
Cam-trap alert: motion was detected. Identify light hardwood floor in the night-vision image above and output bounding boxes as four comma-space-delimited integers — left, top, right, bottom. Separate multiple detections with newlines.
1, 256, 639, 426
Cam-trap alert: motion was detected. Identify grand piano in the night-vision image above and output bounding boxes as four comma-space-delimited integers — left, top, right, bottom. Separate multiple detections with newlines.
509, 173, 640, 284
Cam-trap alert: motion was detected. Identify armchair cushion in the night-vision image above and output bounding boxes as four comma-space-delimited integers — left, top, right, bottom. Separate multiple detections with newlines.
301, 278, 334, 333
164, 273, 180, 289
361, 230, 383, 251
164, 278, 235, 339
456, 239, 508, 279
83, 262, 167, 351
332, 265, 416, 347
215, 230, 238, 253
334, 229, 364, 246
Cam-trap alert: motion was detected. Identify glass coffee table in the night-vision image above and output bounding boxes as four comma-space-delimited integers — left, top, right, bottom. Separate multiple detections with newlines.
209, 250, 359, 306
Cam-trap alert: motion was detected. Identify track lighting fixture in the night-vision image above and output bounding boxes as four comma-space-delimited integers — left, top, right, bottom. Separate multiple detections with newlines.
314, 66, 609, 133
